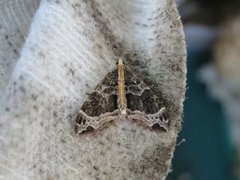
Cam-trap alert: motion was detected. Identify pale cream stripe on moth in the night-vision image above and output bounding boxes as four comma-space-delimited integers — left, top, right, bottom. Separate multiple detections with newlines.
117, 58, 127, 115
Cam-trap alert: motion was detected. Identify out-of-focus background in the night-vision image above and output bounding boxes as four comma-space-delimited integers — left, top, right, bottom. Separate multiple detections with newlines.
168, 0, 240, 180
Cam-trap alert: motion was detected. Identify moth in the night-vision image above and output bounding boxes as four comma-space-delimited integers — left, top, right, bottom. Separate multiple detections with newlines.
75, 58, 168, 134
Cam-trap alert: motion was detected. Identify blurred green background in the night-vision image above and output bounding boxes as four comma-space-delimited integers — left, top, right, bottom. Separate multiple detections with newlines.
167, 1, 240, 179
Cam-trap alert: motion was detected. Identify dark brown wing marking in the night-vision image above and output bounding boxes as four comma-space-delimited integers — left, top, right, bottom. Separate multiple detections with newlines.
75, 65, 168, 134
75, 70, 118, 134
125, 67, 168, 130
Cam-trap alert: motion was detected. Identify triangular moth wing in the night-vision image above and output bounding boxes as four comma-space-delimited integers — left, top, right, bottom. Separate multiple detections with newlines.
125, 66, 169, 130
75, 63, 168, 134
75, 69, 119, 134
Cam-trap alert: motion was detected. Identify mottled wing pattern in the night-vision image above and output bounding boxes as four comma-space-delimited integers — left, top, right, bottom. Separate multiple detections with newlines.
125, 67, 168, 130
75, 65, 168, 134
75, 70, 119, 134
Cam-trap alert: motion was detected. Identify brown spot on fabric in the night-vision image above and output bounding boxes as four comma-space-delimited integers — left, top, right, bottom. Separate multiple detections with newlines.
31, 94, 38, 100
19, 86, 26, 93
93, 165, 99, 170
33, 105, 38, 111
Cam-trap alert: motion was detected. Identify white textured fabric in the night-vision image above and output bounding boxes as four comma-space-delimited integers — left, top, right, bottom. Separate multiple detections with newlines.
0, 0, 40, 101
0, 0, 186, 179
